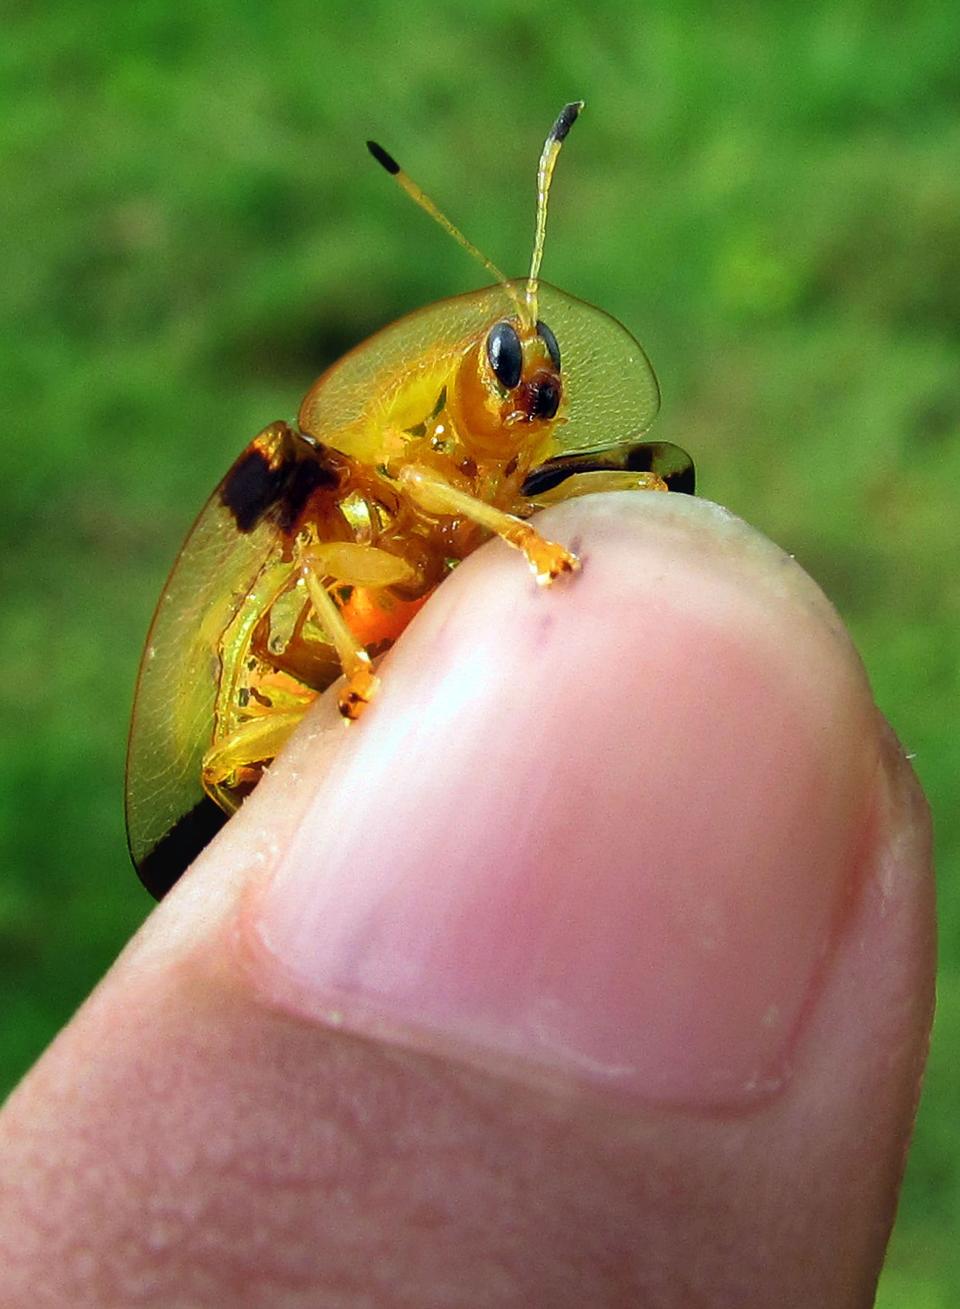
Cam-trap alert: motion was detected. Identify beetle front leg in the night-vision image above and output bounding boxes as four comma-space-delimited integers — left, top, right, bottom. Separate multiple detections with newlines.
297, 542, 426, 720
298, 540, 425, 720
299, 563, 380, 720
398, 464, 580, 585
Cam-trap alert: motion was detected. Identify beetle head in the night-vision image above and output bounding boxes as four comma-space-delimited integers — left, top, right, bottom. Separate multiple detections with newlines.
448, 315, 564, 460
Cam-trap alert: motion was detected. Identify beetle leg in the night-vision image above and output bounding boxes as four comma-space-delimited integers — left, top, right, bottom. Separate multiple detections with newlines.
298, 553, 382, 719
205, 541, 415, 802
398, 463, 580, 585
521, 468, 669, 510
202, 710, 307, 812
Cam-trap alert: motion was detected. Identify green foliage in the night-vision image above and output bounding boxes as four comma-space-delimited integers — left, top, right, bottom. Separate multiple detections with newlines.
1, 1, 957, 1299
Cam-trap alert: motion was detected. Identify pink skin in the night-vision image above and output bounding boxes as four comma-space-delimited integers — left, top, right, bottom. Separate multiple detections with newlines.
0, 494, 933, 1307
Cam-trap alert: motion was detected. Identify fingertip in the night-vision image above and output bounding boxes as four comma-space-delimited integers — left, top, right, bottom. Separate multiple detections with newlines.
4, 493, 932, 1308
251, 492, 886, 1106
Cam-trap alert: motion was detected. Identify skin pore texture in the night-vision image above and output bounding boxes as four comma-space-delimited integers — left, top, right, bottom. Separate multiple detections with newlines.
0, 494, 934, 1308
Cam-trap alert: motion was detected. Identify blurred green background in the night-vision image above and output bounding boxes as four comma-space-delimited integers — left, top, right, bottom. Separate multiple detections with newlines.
2, 1, 957, 1300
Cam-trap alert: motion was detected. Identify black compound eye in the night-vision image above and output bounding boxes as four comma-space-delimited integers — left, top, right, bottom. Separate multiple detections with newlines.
536, 319, 561, 371
486, 320, 523, 389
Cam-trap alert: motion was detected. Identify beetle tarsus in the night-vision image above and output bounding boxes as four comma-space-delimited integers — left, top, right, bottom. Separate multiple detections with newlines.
526, 538, 581, 586
337, 663, 381, 720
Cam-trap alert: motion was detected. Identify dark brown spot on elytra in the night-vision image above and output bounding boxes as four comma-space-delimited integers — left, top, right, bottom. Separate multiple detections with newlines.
275, 456, 339, 532
520, 442, 696, 499
221, 434, 339, 534
135, 797, 229, 900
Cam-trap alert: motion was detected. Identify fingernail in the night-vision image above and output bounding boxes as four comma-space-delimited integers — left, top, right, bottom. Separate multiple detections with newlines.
252, 497, 881, 1106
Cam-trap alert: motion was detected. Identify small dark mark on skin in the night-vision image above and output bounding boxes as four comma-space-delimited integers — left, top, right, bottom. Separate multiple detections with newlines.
459, 456, 478, 478
536, 612, 557, 647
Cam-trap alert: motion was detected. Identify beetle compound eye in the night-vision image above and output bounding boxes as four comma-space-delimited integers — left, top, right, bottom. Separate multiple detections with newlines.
536, 319, 561, 371
486, 321, 523, 389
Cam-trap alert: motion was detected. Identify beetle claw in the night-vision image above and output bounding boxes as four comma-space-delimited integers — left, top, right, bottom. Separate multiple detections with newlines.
338, 666, 381, 720
529, 542, 581, 586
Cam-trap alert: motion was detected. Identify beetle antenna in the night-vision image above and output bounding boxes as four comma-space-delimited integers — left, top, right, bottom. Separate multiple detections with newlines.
526, 101, 584, 326
367, 139, 526, 317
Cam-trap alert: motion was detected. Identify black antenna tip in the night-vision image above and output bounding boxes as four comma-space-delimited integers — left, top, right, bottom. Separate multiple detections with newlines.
367, 140, 400, 175
550, 101, 584, 144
